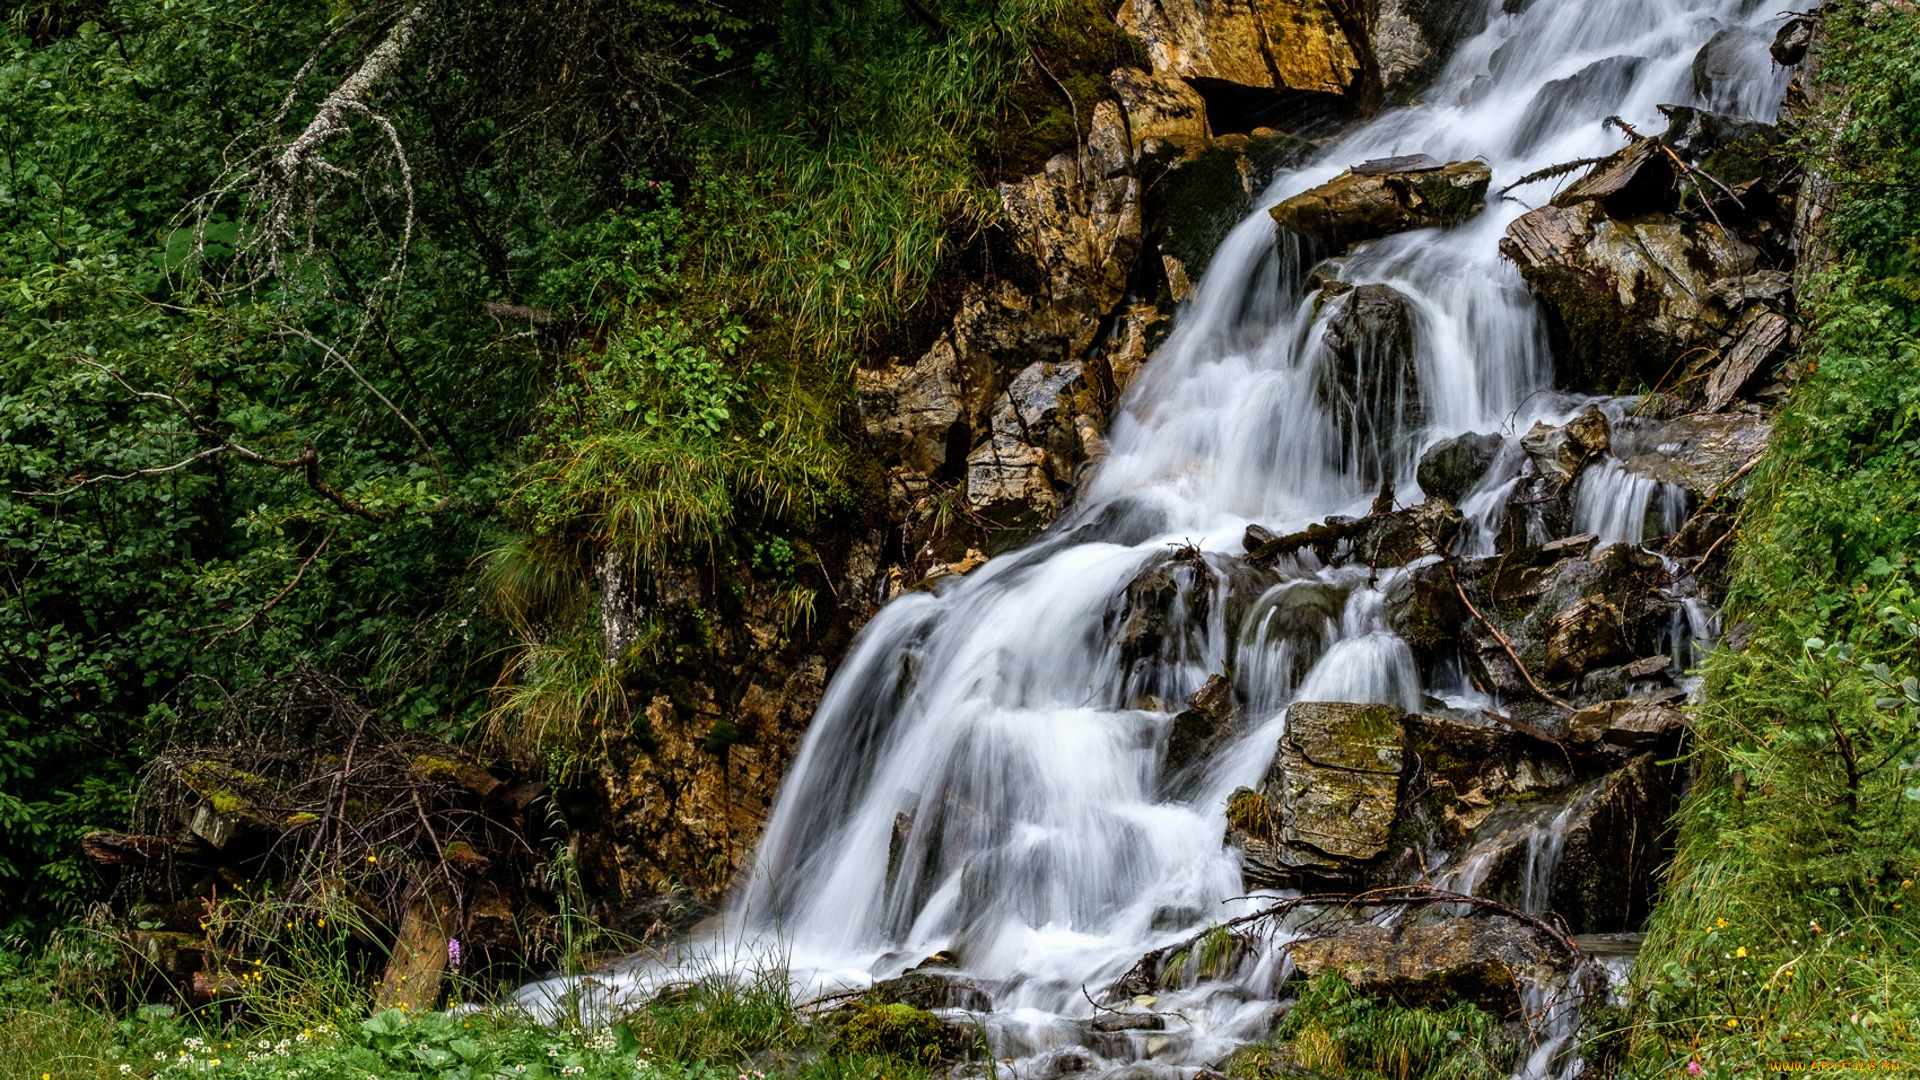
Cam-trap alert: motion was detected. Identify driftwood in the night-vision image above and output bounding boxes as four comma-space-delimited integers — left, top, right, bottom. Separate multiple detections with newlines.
1246, 481, 1397, 564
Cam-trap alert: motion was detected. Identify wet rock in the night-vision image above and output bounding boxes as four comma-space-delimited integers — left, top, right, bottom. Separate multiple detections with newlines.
1117, 0, 1368, 103
1657, 105, 1778, 163
1519, 407, 1610, 485
965, 359, 1091, 533
1395, 714, 1574, 845
1501, 199, 1761, 391
1165, 674, 1242, 780
1704, 309, 1791, 411
1090, 1011, 1168, 1033
1270, 159, 1491, 255
1510, 56, 1647, 157
1435, 755, 1674, 933
1570, 654, 1679, 708
1772, 15, 1816, 67
1610, 410, 1770, 505
1243, 703, 1406, 883
1108, 547, 1221, 702
1286, 915, 1564, 1013
1417, 430, 1503, 503
1145, 131, 1314, 287
1354, 497, 1463, 568
1693, 25, 1774, 112
1542, 596, 1634, 681
1375, 0, 1490, 104
1566, 699, 1685, 750
865, 969, 995, 1013
1552, 138, 1677, 218
1320, 283, 1423, 479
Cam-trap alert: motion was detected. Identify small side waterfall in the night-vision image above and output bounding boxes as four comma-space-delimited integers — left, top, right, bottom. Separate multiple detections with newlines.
524, 0, 1795, 1075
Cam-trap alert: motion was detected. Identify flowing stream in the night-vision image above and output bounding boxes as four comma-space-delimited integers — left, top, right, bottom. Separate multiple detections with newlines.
527, 1, 1794, 1074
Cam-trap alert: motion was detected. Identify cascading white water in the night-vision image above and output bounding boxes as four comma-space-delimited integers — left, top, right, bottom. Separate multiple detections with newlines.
527, 0, 1794, 1073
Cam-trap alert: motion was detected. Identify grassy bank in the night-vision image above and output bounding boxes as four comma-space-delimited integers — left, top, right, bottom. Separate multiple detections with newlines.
1627, 3, 1920, 1074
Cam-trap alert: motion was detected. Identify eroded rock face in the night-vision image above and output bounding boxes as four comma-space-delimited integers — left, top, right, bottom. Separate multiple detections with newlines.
1117, 0, 1368, 102
1271, 158, 1491, 255
1165, 674, 1242, 781
1286, 915, 1564, 1014
1110, 66, 1211, 154
1502, 199, 1762, 391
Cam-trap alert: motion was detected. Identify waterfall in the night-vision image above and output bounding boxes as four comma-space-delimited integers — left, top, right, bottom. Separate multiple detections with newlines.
524, 0, 1793, 1073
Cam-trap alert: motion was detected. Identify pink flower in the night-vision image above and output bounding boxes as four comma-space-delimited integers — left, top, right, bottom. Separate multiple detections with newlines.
447, 938, 463, 969
1687, 1062, 1702, 1077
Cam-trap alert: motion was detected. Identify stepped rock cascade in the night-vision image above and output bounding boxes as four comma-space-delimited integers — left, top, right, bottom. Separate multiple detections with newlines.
526, 0, 1794, 1074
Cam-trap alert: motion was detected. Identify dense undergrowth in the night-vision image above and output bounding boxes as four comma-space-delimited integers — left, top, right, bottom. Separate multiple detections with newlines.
1628, 3, 1920, 1074
0, 0, 1102, 931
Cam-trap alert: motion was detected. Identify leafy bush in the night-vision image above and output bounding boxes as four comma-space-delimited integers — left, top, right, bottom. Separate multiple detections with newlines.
1228, 975, 1517, 1080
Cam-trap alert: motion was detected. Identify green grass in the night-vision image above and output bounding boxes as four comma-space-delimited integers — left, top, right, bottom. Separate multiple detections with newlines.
0, 942, 939, 1080
1627, 3, 1920, 1074
1226, 975, 1517, 1080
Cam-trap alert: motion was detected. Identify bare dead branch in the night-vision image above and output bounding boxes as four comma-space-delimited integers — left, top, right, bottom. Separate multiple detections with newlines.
1448, 562, 1577, 715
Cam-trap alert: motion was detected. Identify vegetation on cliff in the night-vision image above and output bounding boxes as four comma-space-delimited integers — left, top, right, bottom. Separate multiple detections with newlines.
1630, 2, 1920, 1072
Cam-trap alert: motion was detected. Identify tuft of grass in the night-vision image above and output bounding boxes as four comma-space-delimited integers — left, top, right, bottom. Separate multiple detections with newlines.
1228, 974, 1516, 1080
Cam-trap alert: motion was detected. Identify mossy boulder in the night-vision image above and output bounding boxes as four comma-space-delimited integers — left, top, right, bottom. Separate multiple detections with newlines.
831, 1002, 976, 1064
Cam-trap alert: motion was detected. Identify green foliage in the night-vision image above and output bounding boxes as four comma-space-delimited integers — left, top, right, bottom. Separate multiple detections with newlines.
1228, 975, 1516, 1080
1631, 1, 1920, 1072
829, 1003, 957, 1065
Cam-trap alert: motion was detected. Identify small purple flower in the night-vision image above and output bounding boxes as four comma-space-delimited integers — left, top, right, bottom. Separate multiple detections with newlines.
447, 938, 463, 970
1687, 1062, 1702, 1077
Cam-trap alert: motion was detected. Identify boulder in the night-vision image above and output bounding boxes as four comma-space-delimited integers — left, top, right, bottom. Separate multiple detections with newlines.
1565, 699, 1685, 749
1270, 158, 1491, 255
1320, 283, 1423, 477
1353, 497, 1463, 568
1772, 15, 1816, 67
1501, 199, 1761, 391
1164, 674, 1242, 780
1417, 431, 1504, 503
1107, 547, 1222, 703
1518, 407, 1609, 485
1692, 24, 1775, 112
1287, 915, 1564, 1014
1116, 0, 1368, 104
1240, 702, 1407, 883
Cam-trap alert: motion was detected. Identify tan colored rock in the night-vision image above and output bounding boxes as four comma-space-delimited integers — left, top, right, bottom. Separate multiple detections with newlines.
1116, 0, 1366, 98
1287, 915, 1562, 1013
1567, 699, 1685, 748
965, 360, 1091, 527
999, 99, 1142, 317
1109, 66, 1210, 155
1257, 702, 1406, 874
1270, 158, 1491, 253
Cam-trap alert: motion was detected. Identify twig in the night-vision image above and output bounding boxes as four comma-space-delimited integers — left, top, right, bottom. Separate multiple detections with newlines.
207, 525, 339, 645
1498, 156, 1606, 196
1662, 449, 1766, 555
1448, 562, 1576, 714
